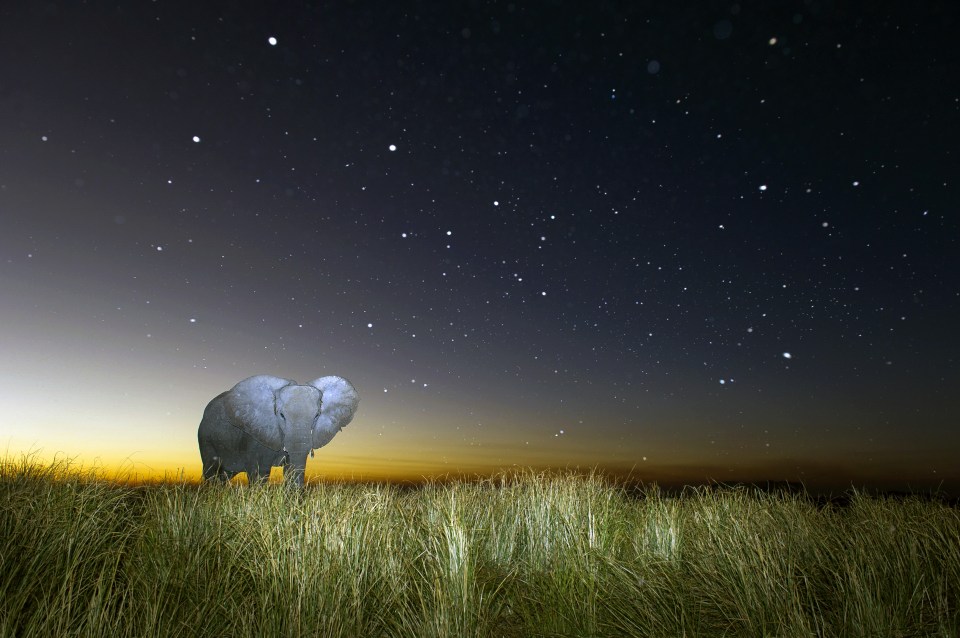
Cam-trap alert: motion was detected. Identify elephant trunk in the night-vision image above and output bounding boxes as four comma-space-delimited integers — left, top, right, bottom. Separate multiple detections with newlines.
285, 459, 308, 485
284, 430, 312, 486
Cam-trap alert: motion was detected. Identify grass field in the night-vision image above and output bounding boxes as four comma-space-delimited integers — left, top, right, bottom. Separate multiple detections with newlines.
1, 457, 958, 637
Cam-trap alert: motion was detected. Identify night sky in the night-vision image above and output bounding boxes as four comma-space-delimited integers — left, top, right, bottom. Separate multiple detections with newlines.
1, 2, 958, 490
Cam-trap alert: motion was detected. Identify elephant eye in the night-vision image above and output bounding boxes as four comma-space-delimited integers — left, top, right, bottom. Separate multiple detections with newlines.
279, 412, 286, 420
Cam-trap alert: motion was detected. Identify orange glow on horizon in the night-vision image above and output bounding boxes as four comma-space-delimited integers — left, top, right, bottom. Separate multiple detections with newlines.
4, 447, 956, 494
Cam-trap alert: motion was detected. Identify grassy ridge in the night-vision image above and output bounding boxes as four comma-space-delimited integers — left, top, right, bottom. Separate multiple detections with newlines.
1, 458, 958, 637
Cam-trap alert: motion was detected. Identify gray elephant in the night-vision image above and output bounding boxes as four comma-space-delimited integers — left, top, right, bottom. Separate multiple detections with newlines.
198, 374, 359, 485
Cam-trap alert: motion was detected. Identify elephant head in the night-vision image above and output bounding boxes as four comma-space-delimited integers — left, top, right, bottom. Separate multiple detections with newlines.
199, 374, 359, 485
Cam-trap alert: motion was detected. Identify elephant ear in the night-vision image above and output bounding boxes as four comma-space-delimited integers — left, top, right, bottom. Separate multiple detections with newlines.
309, 376, 360, 434
224, 375, 295, 450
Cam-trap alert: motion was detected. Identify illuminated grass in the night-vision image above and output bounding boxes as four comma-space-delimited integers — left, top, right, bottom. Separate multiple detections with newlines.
1, 456, 958, 637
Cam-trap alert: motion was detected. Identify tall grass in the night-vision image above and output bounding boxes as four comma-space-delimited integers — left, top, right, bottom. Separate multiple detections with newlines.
1, 456, 958, 637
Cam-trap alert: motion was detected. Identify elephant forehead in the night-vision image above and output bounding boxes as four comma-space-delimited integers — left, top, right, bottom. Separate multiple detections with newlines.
278, 385, 320, 411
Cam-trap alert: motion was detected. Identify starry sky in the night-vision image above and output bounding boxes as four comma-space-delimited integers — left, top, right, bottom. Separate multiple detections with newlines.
1, 1, 958, 491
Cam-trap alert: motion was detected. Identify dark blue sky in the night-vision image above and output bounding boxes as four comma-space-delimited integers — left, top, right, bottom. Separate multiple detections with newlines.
1, 1, 957, 489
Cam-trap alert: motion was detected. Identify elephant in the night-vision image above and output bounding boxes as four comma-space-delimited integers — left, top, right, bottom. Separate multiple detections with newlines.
198, 374, 359, 485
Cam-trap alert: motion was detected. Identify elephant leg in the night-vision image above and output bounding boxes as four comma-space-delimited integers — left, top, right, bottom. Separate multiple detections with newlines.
203, 458, 230, 483
213, 471, 232, 483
